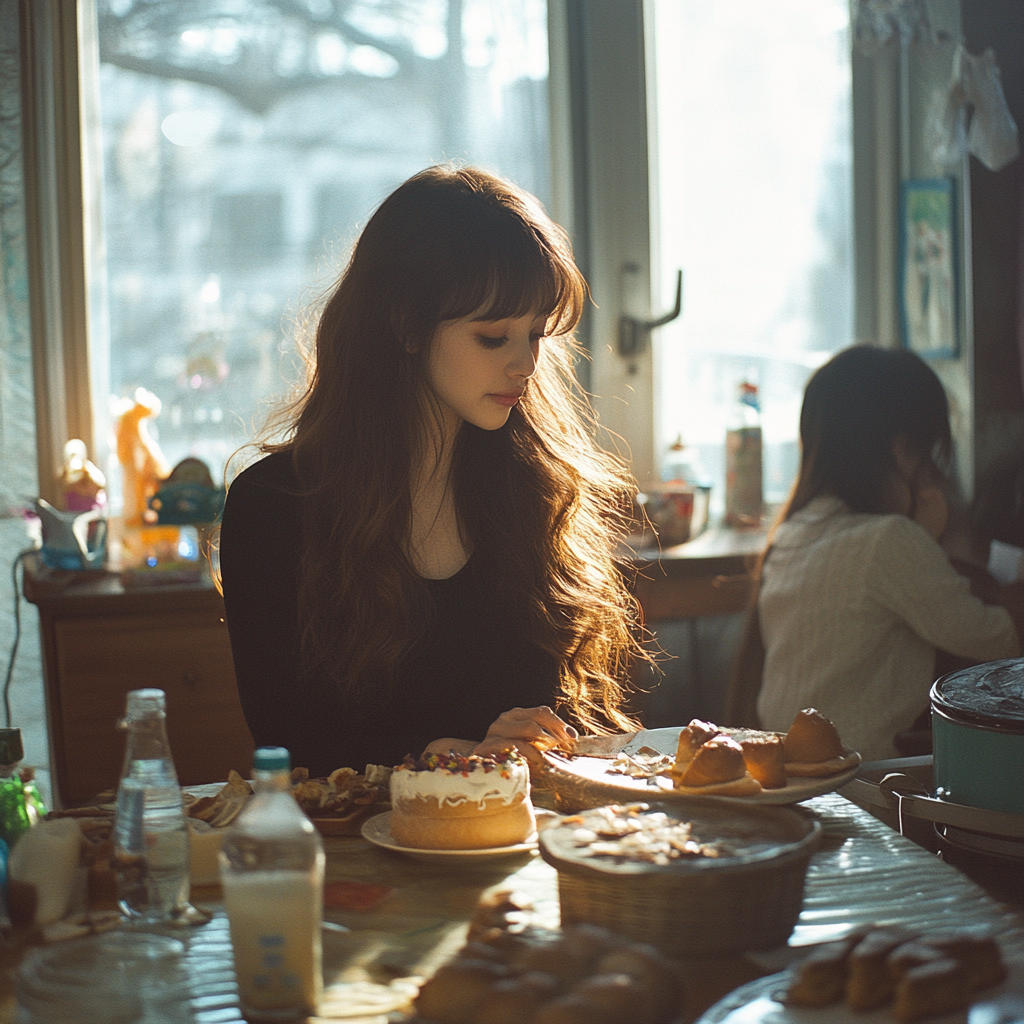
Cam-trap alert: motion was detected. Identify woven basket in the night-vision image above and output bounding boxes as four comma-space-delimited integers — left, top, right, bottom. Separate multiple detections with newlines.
539, 800, 821, 957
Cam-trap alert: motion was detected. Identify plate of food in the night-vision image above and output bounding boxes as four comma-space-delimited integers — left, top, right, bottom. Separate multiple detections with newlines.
184, 763, 393, 836
537, 709, 862, 812
361, 811, 538, 860
362, 749, 543, 860
695, 925, 1019, 1024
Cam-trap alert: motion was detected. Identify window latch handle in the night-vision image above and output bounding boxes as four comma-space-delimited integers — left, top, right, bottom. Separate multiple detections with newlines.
618, 268, 682, 359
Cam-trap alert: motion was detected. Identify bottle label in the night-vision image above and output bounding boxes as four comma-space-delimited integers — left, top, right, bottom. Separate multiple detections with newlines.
725, 426, 763, 525
223, 869, 323, 1016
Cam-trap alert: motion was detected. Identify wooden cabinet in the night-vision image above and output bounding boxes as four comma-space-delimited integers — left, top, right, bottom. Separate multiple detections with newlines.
23, 559, 254, 808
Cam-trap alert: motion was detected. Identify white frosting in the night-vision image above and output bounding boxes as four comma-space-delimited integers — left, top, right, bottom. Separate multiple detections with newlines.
390, 760, 529, 810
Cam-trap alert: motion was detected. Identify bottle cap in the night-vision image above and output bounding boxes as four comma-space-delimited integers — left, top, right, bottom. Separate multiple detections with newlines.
253, 747, 291, 772
0, 728, 23, 766
125, 689, 166, 720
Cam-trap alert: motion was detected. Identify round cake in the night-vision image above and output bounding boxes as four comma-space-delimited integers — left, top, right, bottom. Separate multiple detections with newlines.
389, 750, 536, 850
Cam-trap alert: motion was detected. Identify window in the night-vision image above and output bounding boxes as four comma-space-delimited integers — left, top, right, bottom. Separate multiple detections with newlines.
21, 1, 906, 515
85, 0, 551, 495
648, 0, 854, 508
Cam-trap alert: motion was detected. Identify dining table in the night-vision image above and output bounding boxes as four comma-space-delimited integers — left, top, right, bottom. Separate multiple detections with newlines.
0, 771, 1020, 1024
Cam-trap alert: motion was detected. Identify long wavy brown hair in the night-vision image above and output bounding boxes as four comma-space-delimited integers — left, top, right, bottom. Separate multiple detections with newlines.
252, 165, 643, 734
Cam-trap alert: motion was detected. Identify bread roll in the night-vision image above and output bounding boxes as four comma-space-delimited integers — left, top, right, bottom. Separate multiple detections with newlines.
413, 960, 506, 1023
915, 932, 1006, 991
739, 734, 787, 789
673, 719, 720, 767
678, 736, 747, 787
846, 927, 916, 1011
785, 926, 875, 1007
892, 958, 970, 1022
784, 708, 845, 763
471, 974, 558, 1024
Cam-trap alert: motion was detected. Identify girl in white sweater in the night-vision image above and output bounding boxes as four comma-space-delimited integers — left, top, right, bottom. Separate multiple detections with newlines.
747, 346, 1019, 761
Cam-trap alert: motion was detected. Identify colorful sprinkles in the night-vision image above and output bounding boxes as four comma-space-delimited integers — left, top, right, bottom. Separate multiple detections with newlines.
395, 750, 525, 779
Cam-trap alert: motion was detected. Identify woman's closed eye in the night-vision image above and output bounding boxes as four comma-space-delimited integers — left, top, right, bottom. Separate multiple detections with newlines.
477, 334, 508, 349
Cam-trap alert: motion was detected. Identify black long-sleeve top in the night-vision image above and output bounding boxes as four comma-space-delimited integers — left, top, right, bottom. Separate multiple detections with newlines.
219, 452, 559, 775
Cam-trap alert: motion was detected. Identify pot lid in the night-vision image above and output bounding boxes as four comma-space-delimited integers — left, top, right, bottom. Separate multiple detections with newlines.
931, 658, 1024, 728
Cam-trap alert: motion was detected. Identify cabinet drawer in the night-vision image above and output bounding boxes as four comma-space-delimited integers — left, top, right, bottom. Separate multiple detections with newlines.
53, 611, 254, 805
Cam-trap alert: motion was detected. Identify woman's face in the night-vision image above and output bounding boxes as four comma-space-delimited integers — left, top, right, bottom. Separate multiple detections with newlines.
424, 310, 546, 435
890, 436, 948, 539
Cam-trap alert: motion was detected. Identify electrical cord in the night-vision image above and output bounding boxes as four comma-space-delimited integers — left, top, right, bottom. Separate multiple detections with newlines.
3, 549, 34, 730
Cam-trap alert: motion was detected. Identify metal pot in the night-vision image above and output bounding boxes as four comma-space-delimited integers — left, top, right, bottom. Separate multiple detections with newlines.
930, 659, 1024, 816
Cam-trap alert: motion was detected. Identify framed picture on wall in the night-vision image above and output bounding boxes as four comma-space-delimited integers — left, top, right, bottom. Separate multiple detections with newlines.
899, 177, 959, 358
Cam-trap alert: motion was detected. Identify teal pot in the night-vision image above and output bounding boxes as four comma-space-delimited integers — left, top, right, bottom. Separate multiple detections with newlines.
931, 659, 1024, 816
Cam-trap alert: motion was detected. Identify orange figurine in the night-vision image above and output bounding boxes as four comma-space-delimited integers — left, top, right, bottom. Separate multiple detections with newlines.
114, 388, 170, 527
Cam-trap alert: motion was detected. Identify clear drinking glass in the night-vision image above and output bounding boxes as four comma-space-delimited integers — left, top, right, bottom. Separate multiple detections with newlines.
16, 931, 192, 1024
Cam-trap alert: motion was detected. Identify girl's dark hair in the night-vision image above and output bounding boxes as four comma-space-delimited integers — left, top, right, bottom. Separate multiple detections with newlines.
255, 165, 643, 734
783, 344, 952, 520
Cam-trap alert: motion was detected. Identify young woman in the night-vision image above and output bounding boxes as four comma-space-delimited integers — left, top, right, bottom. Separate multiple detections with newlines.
737, 345, 1019, 761
218, 166, 644, 776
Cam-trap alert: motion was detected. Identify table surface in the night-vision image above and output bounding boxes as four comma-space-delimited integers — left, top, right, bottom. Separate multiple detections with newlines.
2, 792, 1019, 1024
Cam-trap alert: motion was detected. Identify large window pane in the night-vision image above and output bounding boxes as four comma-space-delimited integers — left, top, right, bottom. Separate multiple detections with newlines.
650, 0, 853, 509
87, 0, 550, 495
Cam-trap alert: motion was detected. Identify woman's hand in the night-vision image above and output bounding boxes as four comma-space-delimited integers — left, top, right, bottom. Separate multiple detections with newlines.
473, 706, 579, 764
914, 482, 949, 541
420, 737, 477, 757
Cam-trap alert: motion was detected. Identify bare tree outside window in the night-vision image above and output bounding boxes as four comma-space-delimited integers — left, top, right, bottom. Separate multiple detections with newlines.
88, 0, 550, 495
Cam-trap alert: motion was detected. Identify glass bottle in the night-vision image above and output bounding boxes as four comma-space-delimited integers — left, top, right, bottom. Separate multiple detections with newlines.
220, 746, 324, 1021
19, 767, 47, 827
0, 729, 32, 851
725, 381, 764, 527
112, 688, 190, 922
661, 433, 709, 487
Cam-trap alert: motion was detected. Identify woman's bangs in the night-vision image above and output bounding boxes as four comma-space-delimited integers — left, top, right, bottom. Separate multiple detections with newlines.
464, 241, 583, 334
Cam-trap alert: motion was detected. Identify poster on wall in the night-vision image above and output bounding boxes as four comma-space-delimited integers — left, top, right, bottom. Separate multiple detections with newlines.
899, 178, 958, 358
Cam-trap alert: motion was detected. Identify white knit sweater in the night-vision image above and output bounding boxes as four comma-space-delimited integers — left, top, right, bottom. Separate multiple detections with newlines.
757, 496, 1020, 761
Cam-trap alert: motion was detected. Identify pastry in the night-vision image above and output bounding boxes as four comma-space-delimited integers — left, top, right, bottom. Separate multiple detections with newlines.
673, 719, 720, 767
846, 927, 917, 1010
892, 958, 970, 1022
783, 708, 860, 777
886, 939, 947, 982
784, 708, 844, 762
914, 932, 1006, 992
738, 733, 787, 789
674, 736, 762, 795
389, 750, 536, 850
784, 926, 875, 1007
413, 959, 508, 1023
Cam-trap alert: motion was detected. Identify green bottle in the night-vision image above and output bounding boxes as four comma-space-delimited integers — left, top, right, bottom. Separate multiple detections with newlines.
0, 730, 32, 850
19, 767, 47, 827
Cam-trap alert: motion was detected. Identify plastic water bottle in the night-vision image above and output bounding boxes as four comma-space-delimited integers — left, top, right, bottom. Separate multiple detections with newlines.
220, 746, 324, 1021
725, 380, 764, 526
112, 688, 190, 922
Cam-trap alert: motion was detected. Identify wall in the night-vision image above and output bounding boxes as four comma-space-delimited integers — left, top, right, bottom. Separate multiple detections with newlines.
0, 0, 48, 788
963, 1, 1024, 495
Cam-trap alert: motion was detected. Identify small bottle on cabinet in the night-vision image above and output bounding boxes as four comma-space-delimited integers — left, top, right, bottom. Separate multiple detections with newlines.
219, 746, 324, 1021
724, 381, 763, 527
112, 688, 190, 921
0, 729, 32, 851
